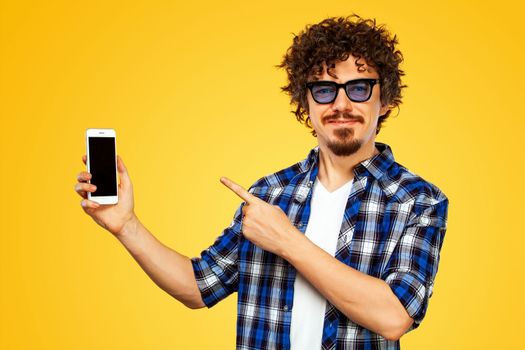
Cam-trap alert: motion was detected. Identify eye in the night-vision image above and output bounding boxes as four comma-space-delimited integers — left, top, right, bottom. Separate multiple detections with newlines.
312, 84, 336, 94
348, 84, 367, 92
317, 88, 333, 94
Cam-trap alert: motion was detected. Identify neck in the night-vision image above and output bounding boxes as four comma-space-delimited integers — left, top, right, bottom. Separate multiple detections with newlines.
317, 138, 379, 187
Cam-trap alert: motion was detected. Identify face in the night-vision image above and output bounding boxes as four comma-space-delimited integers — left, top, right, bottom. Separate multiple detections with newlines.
306, 54, 390, 157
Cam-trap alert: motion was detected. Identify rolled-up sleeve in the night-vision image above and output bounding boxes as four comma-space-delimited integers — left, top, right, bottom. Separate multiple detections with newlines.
381, 196, 449, 331
191, 201, 246, 308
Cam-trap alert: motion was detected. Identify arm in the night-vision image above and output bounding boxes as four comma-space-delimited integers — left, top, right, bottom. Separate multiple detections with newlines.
281, 232, 412, 341
281, 197, 449, 341
75, 155, 205, 309
117, 214, 206, 309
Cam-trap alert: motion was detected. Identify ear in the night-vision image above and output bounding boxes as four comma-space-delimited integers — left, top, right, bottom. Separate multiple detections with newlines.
379, 102, 391, 117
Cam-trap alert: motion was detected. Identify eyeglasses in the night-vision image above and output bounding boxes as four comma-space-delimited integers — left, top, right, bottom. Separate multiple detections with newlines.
306, 78, 379, 104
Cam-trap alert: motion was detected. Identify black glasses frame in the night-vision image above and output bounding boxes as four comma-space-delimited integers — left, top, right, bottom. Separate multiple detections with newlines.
306, 78, 380, 104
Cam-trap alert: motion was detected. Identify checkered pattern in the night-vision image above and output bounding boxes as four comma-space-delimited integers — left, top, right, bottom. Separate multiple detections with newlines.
191, 142, 449, 350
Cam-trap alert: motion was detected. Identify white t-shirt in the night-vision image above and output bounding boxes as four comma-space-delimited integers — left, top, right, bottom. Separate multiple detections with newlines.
290, 176, 353, 350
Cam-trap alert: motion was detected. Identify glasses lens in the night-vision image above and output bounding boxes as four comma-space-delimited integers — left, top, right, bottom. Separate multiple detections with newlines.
311, 84, 336, 103
346, 81, 371, 102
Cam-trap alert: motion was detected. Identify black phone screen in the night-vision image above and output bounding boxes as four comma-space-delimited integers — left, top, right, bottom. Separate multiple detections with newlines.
88, 137, 117, 196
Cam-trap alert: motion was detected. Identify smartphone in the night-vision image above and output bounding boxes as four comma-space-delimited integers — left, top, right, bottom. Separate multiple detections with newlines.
85, 128, 118, 205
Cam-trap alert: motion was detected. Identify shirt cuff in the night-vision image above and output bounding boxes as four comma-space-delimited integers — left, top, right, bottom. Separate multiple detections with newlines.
190, 251, 234, 308
384, 270, 429, 326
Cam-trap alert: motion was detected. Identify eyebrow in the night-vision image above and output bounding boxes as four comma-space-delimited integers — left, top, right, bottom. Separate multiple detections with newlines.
309, 77, 379, 83
309, 74, 379, 82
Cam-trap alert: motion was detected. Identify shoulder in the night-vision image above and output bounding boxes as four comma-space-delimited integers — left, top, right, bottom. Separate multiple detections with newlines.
383, 161, 448, 204
382, 161, 449, 225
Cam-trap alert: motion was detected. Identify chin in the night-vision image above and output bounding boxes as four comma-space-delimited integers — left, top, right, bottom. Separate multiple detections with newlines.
326, 138, 362, 157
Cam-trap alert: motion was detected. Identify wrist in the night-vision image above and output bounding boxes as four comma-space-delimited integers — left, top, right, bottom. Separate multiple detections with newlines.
117, 213, 139, 241
280, 226, 309, 262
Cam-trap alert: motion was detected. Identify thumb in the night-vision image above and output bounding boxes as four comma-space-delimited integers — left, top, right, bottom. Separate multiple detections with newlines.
117, 155, 132, 188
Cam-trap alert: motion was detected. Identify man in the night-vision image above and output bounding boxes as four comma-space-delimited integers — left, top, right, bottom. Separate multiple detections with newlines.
75, 14, 449, 350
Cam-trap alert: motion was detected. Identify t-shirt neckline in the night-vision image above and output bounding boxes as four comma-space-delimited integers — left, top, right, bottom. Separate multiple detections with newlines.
316, 177, 353, 195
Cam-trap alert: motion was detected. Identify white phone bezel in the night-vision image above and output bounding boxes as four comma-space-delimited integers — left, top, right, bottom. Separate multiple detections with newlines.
85, 128, 118, 205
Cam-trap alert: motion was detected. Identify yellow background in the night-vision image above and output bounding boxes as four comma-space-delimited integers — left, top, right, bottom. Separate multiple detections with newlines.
1, 0, 523, 349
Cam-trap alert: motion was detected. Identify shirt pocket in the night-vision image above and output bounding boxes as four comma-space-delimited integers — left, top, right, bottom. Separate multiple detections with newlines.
341, 200, 413, 278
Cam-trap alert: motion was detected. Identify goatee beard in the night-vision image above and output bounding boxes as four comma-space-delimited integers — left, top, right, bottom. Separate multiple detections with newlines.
326, 127, 362, 156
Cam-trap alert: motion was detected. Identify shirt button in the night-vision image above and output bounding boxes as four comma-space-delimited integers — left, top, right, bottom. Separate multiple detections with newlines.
307, 181, 313, 188
283, 305, 289, 311
297, 223, 303, 228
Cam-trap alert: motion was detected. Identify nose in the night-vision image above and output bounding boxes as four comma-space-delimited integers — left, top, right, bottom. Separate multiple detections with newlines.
331, 86, 354, 112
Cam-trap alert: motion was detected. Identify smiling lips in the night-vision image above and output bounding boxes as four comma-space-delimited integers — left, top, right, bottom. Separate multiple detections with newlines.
327, 119, 359, 125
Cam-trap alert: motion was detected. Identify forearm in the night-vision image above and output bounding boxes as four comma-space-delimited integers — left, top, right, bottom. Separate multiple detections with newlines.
116, 215, 205, 309
282, 231, 412, 341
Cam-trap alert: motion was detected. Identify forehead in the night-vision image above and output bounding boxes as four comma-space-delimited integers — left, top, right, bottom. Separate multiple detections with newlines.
310, 55, 378, 81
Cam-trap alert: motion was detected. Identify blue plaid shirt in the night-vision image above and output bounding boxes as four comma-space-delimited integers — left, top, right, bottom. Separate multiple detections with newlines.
191, 142, 449, 350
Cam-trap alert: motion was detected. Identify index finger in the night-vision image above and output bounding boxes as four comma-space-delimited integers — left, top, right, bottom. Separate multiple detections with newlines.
220, 176, 258, 204
77, 171, 91, 182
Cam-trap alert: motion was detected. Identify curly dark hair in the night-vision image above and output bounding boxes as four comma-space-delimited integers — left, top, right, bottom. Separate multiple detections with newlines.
276, 14, 407, 137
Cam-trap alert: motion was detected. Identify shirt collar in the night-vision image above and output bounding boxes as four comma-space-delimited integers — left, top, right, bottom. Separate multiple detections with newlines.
304, 142, 395, 181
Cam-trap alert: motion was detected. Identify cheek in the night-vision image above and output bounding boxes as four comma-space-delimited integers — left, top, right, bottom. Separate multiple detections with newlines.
309, 109, 327, 130
357, 104, 380, 122
307, 99, 329, 122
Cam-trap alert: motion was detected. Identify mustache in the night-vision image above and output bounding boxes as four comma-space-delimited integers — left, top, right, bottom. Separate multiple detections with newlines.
324, 112, 364, 123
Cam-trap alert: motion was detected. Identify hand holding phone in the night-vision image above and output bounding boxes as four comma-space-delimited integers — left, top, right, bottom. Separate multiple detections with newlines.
74, 129, 137, 237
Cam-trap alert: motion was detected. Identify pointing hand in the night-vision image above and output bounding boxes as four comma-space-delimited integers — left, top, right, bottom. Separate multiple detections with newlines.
220, 176, 300, 257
